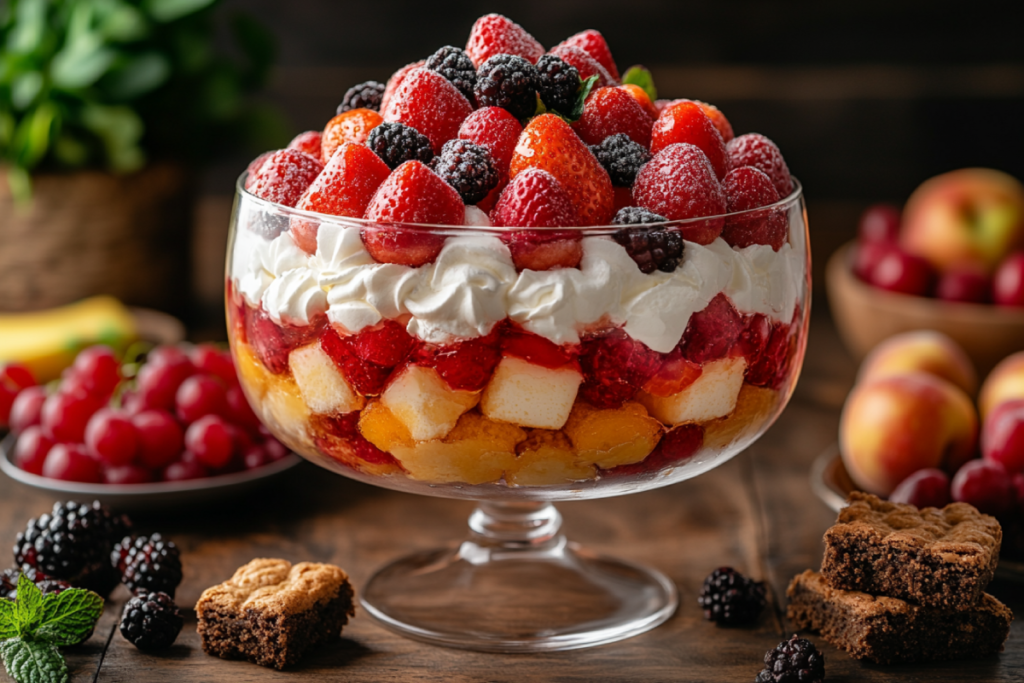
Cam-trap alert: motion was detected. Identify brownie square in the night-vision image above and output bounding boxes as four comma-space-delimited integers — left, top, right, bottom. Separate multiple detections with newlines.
821, 491, 1002, 610
787, 570, 1011, 664
196, 558, 355, 670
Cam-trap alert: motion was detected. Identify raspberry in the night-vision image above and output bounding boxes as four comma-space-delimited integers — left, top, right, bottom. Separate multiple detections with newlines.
650, 100, 728, 180
425, 46, 477, 103
535, 54, 580, 115
609, 423, 703, 477
120, 591, 183, 651
382, 67, 473, 155
337, 80, 385, 113
642, 348, 703, 397
474, 54, 540, 121
756, 635, 825, 683
365, 122, 434, 170
733, 313, 772, 370
722, 166, 787, 251
632, 143, 726, 244
245, 306, 325, 375
548, 44, 616, 88
321, 108, 383, 163
726, 133, 794, 197
746, 317, 798, 389
680, 294, 744, 364
433, 138, 500, 205
247, 149, 324, 208
573, 86, 654, 148
579, 329, 661, 409
590, 134, 652, 188
350, 319, 416, 368
415, 327, 503, 392
699, 567, 767, 626
465, 13, 545, 68
552, 29, 620, 82
319, 327, 392, 395
114, 534, 183, 597
501, 330, 577, 369
286, 130, 322, 159
612, 226, 684, 274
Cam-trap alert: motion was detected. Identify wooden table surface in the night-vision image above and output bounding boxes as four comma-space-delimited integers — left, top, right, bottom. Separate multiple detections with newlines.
2, 318, 1021, 683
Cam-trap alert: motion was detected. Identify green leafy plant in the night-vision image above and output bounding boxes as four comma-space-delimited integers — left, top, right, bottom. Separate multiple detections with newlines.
622, 66, 657, 102
0, 0, 286, 202
0, 575, 105, 683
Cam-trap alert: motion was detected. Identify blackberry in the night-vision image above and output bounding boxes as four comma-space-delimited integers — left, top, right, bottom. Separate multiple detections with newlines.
612, 211, 683, 275
337, 80, 386, 114
114, 534, 183, 598
119, 591, 183, 651
3, 567, 73, 600
756, 635, 825, 683
426, 46, 477, 103
590, 134, 651, 187
613, 207, 668, 225
474, 54, 540, 120
366, 122, 434, 170
698, 566, 767, 626
536, 54, 580, 115
433, 139, 499, 205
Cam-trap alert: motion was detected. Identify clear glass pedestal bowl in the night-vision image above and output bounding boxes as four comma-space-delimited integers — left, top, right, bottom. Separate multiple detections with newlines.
225, 177, 810, 652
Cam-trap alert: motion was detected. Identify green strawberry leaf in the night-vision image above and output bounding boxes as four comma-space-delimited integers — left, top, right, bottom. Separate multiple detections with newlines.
0, 638, 68, 683
35, 590, 104, 647
622, 65, 657, 103
0, 599, 17, 640
566, 74, 600, 122
14, 576, 43, 637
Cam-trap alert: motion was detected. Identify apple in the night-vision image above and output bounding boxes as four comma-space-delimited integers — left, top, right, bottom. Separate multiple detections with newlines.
901, 168, 1024, 274
951, 459, 1014, 517
852, 241, 896, 282
889, 468, 951, 509
979, 351, 1024, 418
857, 330, 977, 396
858, 203, 901, 244
867, 247, 934, 296
992, 252, 1024, 307
981, 399, 1024, 473
935, 268, 991, 304
840, 372, 978, 496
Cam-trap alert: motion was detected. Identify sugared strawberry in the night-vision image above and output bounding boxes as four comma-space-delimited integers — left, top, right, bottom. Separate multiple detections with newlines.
504, 232, 583, 272
245, 305, 325, 374
321, 108, 383, 163
415, 326, 503, 392
510, 114, 614, 226
722, 166, 787, 251
291, 142, 391, 254
287, 130, 323, 159
548, 44, 616, 88
579, 328, 661, 409
632, 143, 726, 243
608, 424, 703, 477
695, 101, 734, 144
380, 60, 426, 113
319, 327, 392, 395
465, 14, 545, 67
351, 319, 416, 368
679, 294, 744, 364
363, 160, 464, 266
642, 348, 703, 397
247, 149, 324, 207
733, 313, 771, 370
459, 107, 523, 210
382, 68, 473, 155
244, 151, 274, 190
746, 317, 799, 390
726, 133, 793, 197
572, 86, 654, 148
619, 84, 659, 120
492, 168, 583, 270
552, 29, 620, 82
501, 330, 577, 369
650, 101, 728, 180
613, 187, 633, 213
311, 412, 403, 473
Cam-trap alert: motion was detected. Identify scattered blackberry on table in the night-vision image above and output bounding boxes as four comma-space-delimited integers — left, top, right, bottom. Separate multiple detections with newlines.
365, 122, 434, 170
113, 533, 183, 598
698, 566, 767, 626
474, 54, 540, 120
590, 133, 651, 187
433, 139, 499, 205
1, 566, 72, 599
756, 634, 825, 683
612, 217, 683, 275
425, 46, 477, 103
337, 80, 386, 114
120, 591, 184, 651
536, 54, 580, 115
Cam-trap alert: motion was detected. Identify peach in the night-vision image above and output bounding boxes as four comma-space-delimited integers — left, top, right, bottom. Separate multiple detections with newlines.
840, 372, 978, 496
979, 351, 1024, 418
857, 330, 977, 396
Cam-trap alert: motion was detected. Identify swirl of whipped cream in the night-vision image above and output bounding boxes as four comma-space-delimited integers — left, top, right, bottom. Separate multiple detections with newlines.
237, 227, 310, 309
263, 268, 327, 325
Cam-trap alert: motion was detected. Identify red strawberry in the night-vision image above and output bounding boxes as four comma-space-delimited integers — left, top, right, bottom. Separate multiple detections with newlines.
510, 114, 614, 226
465, 14, 545, 67
414, 326, 504, 392
319, 326, 392, 395
642, 348, 703, 397
679, 293, 744, 364
722, 166, 787, 251
552, 29, 620, 82
579, 329, 661, 409
726, 133, 793, 197
572, 86, 654, 148
243, 151, 274, 190
382, 68, 473, 155
491, 168, 582, 271
311, 412, 404, 474
247, 149, 324, 207
548, 44, 616, 88
746, 316, 799, 390
632, 143, 726, 244
287, 130, 323, 159
695, 101, 734, 144
363, 160, 464, 266
291, 142, 391, 254
607, 424, 703, 477
321, 108, 383, 163
620, 84, 659, 120
733, 313, 771, 370
613, 187, 633, 213
380, 60, 425, 113
650, 100, 728, 180
501, 330, 577, 369
351, 319, 416, 368
459, 107, 524, 210
245, 306, 325, 374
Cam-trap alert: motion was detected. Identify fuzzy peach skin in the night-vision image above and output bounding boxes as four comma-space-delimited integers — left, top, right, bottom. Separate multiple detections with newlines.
840, 372, 978, 496
979, 351, 1024, 419
857, 330, 977, 396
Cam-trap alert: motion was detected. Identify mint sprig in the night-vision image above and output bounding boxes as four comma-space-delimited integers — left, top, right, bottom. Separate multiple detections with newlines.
567, 75, 600, 122
622, 65, 658, 103
0, 575, 104, 683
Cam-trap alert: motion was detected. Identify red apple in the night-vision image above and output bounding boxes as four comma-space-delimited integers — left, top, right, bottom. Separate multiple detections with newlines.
867, 247, 935, 296
889, 468, 951, 509
979, 351, 1024, 418
992, 252, 1024, 307
982, 399, 1024, 473
852, 241, 897, 282
935, 268, 991, 304
858, 203, 901, 244
857, 330, 977, 396
951, 459, 1014, 517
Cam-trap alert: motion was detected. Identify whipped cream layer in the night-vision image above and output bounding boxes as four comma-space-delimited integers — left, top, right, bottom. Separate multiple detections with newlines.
232, 220, 805, 354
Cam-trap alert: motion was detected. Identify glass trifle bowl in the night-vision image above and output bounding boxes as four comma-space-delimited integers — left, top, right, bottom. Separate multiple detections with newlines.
226, 176, 809, 651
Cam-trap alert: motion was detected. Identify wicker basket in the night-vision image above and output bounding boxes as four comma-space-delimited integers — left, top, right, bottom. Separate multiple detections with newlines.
0, 164, 194, 315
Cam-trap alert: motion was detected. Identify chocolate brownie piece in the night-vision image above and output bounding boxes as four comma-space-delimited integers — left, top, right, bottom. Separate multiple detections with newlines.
787, 570, 1011, 664
196, 558, 355, 670
821, 491, 1001, 610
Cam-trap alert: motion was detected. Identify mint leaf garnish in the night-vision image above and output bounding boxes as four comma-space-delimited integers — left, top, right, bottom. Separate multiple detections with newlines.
35, 590, 104, 647
0, 600, 16, 640
622, 66, 657, 102
13, 577, 43, 637
0, 638, 68, 683
566, 74, 600, 122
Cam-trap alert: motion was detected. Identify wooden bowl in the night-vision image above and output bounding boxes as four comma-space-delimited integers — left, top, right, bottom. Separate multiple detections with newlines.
826, 242, 1024, 377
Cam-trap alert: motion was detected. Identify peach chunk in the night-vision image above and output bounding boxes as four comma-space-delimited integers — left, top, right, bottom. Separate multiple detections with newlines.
703, 384, 778, 450
506, 430, 596, 487
358, 400, 414, 453
563, 401, 663, 469
233, 342, 269, 399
